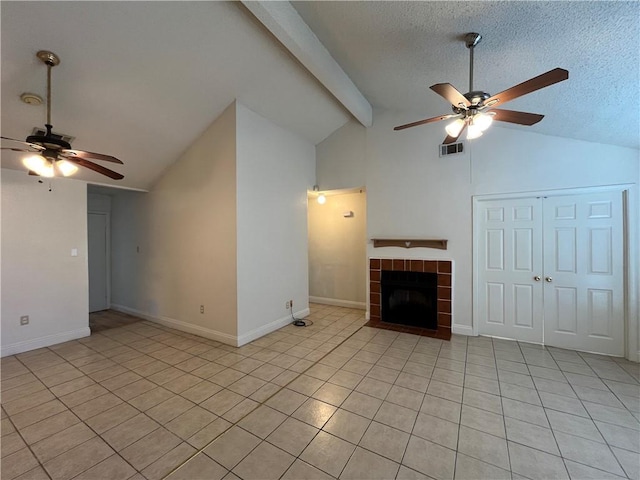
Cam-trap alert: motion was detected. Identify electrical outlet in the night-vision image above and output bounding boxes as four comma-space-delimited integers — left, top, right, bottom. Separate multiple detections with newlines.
200, 305, 204, 314
20, 315, 29, 326
285, 301, 291, 310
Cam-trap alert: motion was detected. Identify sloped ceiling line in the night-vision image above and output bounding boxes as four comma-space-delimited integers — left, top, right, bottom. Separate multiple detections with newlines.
241, 1, 373, 128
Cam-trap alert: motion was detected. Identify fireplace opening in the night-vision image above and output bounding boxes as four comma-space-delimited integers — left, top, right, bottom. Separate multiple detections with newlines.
381, 270, 437, 329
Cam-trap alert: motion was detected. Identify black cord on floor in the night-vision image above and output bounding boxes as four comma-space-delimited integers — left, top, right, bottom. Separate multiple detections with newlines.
291, 307, 313, 327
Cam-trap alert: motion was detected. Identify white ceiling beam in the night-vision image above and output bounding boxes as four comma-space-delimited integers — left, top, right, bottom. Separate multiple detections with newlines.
241, 1, 372, 128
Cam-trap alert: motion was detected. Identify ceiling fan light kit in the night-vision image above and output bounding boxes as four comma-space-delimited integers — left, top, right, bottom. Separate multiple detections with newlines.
1, 50, 125, 181
394, 33, 569, 144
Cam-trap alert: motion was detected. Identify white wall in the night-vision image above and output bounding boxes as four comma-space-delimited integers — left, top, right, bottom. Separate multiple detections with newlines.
308, 190, 367, 308
110, 101, 315, 346
1, 169, 90, 355
110, 102, 239, 342
317, 108, 639, 358
316, 119, 366, 190
235, 103, 315, 344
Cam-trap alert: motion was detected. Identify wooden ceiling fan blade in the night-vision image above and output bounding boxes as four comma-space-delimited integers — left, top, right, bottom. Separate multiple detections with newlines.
28, 170, 39, 176
443, 122, 467, 144
491, 109, 544, 125
485, 68, 568, 107
1, 147, 33, 152
1, 136, 45, 150
394, 114, 457, 131
67, 158, 124, 180
61, 149, 123, 164
430, 83, 471, 108
1, 135, 27, 143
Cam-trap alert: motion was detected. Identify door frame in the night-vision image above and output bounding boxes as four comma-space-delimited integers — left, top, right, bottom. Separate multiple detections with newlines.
472, 183, 638, 360
88, 211, 111, 312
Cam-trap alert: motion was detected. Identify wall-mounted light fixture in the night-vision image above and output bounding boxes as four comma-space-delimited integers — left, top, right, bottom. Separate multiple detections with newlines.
313, 185, 326, 204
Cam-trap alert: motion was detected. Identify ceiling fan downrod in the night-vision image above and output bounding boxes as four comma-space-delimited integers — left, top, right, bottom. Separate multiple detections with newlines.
36, 50, 60, 132
464, 33, 481, 93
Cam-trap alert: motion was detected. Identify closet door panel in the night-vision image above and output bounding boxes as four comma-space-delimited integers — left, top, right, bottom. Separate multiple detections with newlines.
542, 192, 624, 355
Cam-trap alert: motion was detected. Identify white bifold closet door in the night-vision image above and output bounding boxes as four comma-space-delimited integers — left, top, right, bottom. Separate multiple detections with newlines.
477, 191, 624, 356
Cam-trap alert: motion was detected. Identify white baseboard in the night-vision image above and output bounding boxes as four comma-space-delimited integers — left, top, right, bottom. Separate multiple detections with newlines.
309, 296, 366, 310
110, 304, 310, 348
1, 327, 91, 357
111, 304, 238, 346
452, 324, 474, 336
236, 308, 311, 347
365, 310, 370, 320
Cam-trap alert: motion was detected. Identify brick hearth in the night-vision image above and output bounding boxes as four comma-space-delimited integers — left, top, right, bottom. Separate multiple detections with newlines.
368, 258, 452, 340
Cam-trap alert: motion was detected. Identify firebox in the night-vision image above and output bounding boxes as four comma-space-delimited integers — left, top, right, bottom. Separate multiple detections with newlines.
381, 270, 437, 329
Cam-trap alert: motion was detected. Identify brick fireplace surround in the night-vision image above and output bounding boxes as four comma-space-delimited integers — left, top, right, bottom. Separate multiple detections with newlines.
368, 258, 452, 340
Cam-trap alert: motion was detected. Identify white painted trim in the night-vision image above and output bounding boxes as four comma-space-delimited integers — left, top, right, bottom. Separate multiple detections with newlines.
1, 327, 91, 357
473, 183, 635, 201
87, 181, 148, 193
309, 296, 366, 310
111, 304, 309, 348
240, 1, 372, 127
452, 324, 474, 336
307, 187, 366, 198
365, 310, 370, 321
623, 185, 639, 362
237, 308, 310, 347
472, 198, 482, 337
111, 304, 238, 346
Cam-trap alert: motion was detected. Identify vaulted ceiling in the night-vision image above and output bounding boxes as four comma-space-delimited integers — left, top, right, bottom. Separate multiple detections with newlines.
2, 2, 638, 191
0, 2, 350, 190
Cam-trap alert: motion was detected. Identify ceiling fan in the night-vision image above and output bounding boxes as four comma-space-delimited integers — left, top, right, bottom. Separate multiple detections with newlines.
394, 33, 569, 144
1, 50, 124, 180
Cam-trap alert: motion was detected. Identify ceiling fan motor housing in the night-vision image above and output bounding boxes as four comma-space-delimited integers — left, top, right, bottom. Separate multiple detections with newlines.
25, 124, 71, 150
452, 91, 490, 116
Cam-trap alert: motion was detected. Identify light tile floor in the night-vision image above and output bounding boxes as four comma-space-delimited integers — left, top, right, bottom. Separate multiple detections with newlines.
2, 304, 639, 480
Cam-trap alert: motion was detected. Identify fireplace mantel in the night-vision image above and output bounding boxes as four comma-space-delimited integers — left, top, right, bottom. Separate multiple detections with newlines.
372, 238, 448, 250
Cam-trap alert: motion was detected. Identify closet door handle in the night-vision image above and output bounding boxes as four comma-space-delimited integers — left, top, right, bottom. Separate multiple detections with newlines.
534, 276, 541, 281
545, 276, 553, 282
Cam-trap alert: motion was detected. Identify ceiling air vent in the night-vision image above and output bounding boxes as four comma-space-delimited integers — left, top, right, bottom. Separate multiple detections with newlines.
439, 142, 464, 157
31, 127, 75, 144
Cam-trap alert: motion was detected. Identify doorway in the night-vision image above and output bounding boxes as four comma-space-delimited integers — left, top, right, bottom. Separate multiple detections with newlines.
308, 188, 367, 309
474, 189, 625, 356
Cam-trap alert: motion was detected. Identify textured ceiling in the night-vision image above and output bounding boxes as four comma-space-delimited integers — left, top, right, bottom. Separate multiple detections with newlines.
1, 2, 349, 190
293, 1, 640, 149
